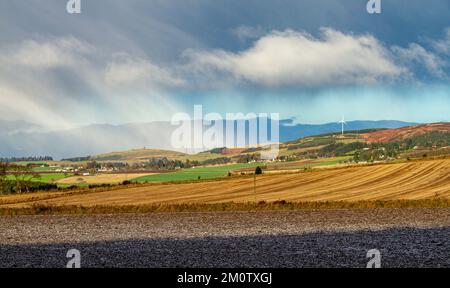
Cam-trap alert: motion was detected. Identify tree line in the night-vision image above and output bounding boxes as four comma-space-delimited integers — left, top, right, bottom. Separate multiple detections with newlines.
0, 156, 53, 163
0, 162, 56, 195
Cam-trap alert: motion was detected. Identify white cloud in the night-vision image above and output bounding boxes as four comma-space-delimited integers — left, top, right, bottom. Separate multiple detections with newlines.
184, 28, 405, 87
392, 43, 447, 78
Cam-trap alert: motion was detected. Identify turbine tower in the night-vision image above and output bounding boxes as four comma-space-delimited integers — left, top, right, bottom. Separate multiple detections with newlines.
338, 116, 347, 136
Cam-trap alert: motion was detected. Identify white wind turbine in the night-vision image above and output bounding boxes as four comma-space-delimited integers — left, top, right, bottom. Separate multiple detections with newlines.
338, 116, 347, 136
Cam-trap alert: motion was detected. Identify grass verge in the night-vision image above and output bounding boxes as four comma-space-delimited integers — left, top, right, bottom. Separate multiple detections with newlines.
1, 198, 450, 216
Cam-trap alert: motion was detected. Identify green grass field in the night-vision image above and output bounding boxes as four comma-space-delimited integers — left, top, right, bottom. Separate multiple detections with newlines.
288, 156, 352, 169
6, 173, 72, 183
133, 162, 263, 183
133, 157, 351, 183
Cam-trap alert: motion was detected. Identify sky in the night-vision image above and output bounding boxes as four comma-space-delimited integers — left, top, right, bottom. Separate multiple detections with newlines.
1, 0, 450, 129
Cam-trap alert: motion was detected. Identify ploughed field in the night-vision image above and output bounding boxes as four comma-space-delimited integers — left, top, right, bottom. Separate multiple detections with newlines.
1, 209, 449, 267
2, 158, 450, 207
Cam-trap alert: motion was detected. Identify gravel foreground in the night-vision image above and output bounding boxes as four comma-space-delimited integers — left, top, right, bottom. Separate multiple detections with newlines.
1, 209, 449, 268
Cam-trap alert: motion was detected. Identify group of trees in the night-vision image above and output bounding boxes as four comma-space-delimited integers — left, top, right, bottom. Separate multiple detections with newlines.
319, 142, 367, 157
351, 133, 450, 163
134, 158, 201, 170
0, 162, 46, 194
62, 156, 91, 162
83, 155, 264, 173
287, 138, 335, 151
284, 131, 450, 163
291, 135, 444, 163
353, 148, 390, 163
201, 157, 231, 166
402, 132, 450, 149
0, 156, 53, 163
236, 153, 260, 163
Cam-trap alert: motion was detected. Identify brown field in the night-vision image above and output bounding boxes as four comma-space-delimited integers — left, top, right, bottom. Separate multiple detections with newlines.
56, 173, 156, 185
363, 122, 450, 143
1, 158, 450, 209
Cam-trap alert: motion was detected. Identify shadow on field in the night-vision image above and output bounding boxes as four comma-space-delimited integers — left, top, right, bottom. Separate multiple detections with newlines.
1, 226, 449, 268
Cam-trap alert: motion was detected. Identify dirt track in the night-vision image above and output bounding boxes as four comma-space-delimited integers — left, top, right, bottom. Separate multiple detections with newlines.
3, 159, 449, 207
1, 209, 449, 268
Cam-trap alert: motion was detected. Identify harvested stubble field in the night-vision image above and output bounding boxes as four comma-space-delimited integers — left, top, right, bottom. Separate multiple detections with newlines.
1, 158, 450, 209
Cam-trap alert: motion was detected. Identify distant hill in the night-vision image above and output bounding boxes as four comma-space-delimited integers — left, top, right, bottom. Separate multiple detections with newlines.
279, 120, 417, 141
0, 119, 417, 159
362, 122, 450, 143
90, 122, 431, 163
93, 149, 188, 161
278, 122, 450, 163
